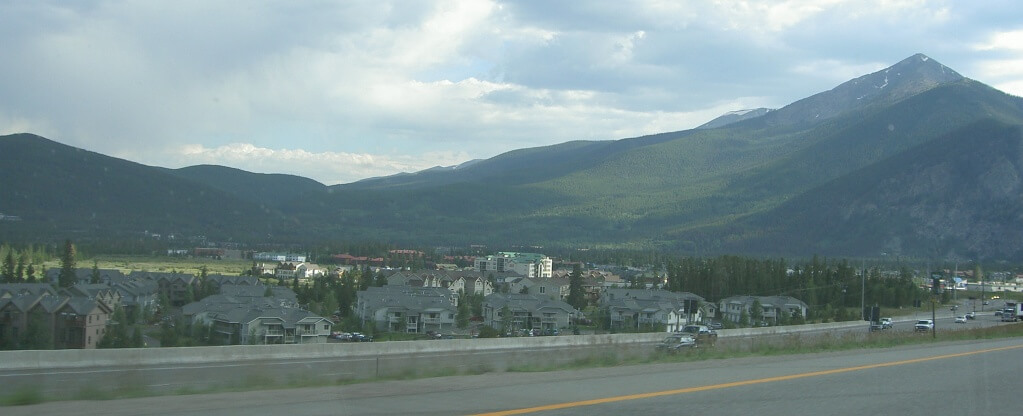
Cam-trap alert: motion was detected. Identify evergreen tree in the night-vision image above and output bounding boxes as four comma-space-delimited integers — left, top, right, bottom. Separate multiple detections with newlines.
58, 240, 77, 288
500, 304, 512, 334
567, 263, 586, 310
739, 308, 751, 328
1, 250, 14, 283
456, 293, 470, 329
15, 253, 25, 282
90, 260, 101, 284
22, 310, 53, 350
25, 263, 36, 282
750, 298, 764, 325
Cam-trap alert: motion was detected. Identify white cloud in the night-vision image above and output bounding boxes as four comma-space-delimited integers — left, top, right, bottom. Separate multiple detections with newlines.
161, 143, 472, 185
1, 0, 1022, 185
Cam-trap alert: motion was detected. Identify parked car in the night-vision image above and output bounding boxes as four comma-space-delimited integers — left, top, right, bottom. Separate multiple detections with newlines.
914, 319, 934, 332
706, 322, 724, 330
656, 334, 697, 352
954, 316, 967, 323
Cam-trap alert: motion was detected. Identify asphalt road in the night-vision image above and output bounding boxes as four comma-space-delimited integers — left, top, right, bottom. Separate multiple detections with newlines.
7, 336, 1022, 416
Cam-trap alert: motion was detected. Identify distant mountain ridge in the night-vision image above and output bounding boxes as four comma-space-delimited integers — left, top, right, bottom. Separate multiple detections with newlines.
697, 108, 773, 129
3, 54, 1023, 260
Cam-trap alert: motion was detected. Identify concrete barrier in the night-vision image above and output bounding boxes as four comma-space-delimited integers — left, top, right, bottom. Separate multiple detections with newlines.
0, 321, 864, 371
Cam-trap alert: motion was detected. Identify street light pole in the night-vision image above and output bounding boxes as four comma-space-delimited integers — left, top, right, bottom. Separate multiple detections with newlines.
861, 260, 866, 321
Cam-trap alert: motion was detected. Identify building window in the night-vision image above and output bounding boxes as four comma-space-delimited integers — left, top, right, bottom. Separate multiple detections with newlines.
539, 287, 546, 294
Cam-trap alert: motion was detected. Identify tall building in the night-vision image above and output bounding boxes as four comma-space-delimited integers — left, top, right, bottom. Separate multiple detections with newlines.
474, 252, 552, 278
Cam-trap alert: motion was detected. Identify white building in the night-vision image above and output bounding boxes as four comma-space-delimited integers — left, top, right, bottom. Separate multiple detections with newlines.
474, 252, 552, 278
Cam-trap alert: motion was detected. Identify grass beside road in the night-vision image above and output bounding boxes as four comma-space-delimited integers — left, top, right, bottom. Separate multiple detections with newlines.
5, 324, 1023, 406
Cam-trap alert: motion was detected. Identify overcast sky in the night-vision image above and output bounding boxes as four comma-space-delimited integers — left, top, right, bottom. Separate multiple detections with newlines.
2, 1, 1022, 185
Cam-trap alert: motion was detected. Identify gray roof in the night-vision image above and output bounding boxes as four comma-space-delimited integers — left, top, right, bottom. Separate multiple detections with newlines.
43, 267, 126, 285
0, 283, 58, 298
357, 285, 456, 313
483, 293, 580, 315
720, 295, 807, 309
207, 305, 328, 328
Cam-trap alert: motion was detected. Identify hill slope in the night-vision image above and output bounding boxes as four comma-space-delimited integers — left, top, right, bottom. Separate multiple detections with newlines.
4, 54, 1023, 261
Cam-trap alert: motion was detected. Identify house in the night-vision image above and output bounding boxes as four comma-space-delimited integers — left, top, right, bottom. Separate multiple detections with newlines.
600, 288, 706, 330
203, 306, 331, 344
385, 270, 495, 297
355, 286, 458, 333
718, 295, 809, 325
274, 262, 299, 280
296, 263, 327, 279
44, 267, 127, 286
205, 274, 261, 291
507, 277, 569, 301
0, 283, 113, 349
183, 293, 329, 344
63, 283, 122, 311
129, 271, 199, 306
252, 252, 306, 262
481, 293, 581, 333
52, 297, 113, 349
109, 279, 158, 318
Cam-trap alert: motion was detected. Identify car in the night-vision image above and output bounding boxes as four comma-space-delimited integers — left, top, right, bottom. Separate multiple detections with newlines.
914, 319, 934, 332
965, 312, 976, 320
995, 310, 1003, 316
880, 317, 893, 329
983, 301, 990, 305
656, 334, 697, 352
954, 316, 967, 323
706, 322, 724, 330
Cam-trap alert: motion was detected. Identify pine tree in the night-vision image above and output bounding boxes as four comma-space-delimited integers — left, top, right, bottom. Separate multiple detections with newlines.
15, 254, 25, 282
58, 240, 77, 288
1, 250, 14, 283
567, 263, 586, 310
90, 260, 101, 284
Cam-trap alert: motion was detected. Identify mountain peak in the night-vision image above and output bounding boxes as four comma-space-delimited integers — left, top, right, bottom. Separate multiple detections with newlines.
762, 54, 965, 127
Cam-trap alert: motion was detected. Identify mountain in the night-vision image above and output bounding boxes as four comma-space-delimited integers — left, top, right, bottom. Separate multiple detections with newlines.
0, 134, 298, 242
697, 108, 773, 129
3, 54, 1023, 260
164, 165, 326, 209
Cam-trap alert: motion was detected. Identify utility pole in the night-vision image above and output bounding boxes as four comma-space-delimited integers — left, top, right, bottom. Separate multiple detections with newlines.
861, 260, 866, 321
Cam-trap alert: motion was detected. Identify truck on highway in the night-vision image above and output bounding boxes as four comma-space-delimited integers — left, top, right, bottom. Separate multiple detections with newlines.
1002, 302, 1022, 322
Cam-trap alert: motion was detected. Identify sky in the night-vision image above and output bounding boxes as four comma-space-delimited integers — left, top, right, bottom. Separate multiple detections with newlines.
2, 1, 1023, 185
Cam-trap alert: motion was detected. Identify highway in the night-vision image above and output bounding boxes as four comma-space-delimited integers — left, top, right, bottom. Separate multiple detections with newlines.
6, 335, 1022, 415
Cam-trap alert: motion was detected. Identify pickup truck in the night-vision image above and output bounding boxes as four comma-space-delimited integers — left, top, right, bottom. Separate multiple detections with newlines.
680, 324, 718, 347
914, 319, 934, 332
880, 317, 893, 329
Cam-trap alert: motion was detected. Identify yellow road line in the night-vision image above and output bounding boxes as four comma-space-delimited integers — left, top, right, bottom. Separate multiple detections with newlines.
472, 344, 1023, 416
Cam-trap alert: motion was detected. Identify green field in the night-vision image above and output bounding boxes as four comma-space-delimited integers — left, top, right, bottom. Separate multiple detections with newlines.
42, 255, 252, 277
